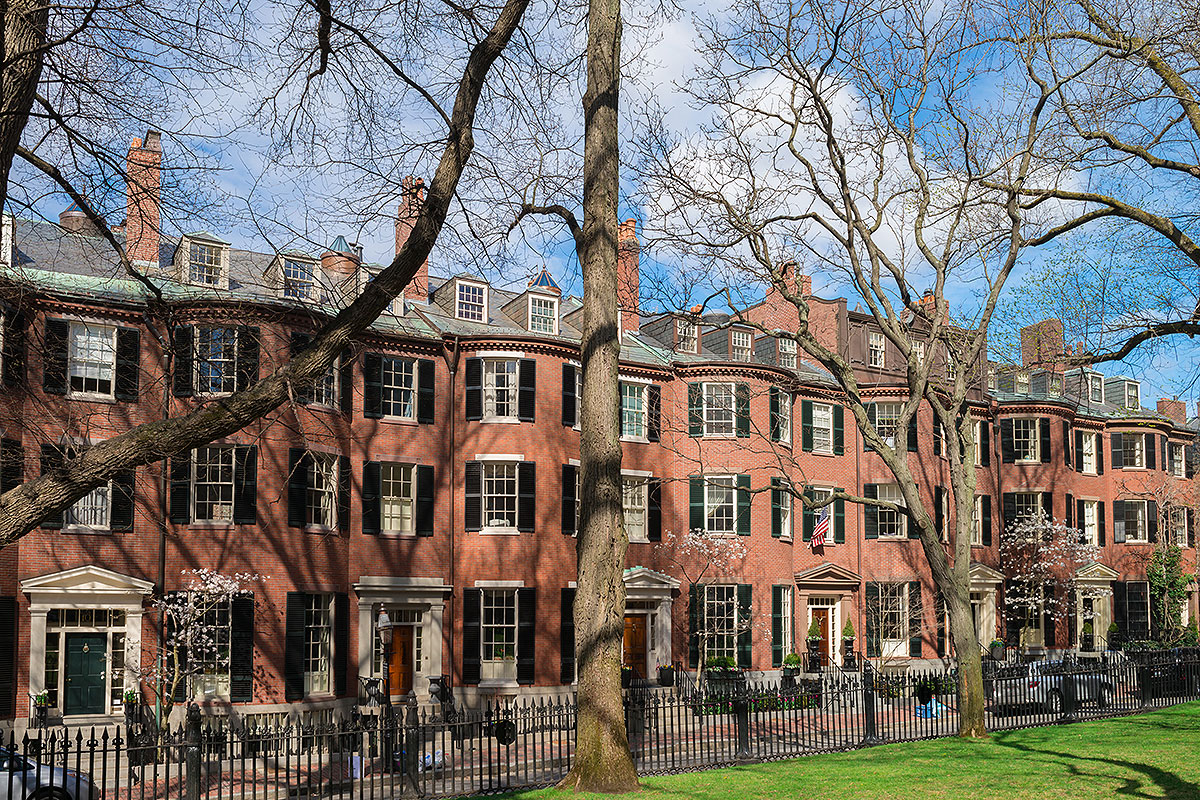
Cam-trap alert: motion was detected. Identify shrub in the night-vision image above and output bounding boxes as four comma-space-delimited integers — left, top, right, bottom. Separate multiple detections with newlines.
807, 618, 822, 639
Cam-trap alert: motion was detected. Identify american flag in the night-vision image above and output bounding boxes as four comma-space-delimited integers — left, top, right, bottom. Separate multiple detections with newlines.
811, 504, 829, 550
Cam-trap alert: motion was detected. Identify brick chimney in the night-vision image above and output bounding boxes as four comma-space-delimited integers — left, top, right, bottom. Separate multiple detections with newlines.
1021, 319, 1065, 370
395, 176, 429, 302
1158, 398, 1186, 424
617, 218, 640, 332
125, 130, 162, 268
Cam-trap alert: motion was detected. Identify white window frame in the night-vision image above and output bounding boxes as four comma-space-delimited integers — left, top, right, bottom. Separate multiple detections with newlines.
1082, 499, 1099, 546
731, 330, 752, 362
455, 280, 488, 322
187, 240, 227, 288
1012, 417, 1040, 463
877, 483, 906, 538
307, 452, 338, 529
987, 365, 996, 391
1124, 499, 1149, 543
1172, 443, 1186, 478
192, 445, 235, 523
191, 598, 232, 698
777, 392, 794, 447
311, 355, 339, 408
973, 420, 984, 466
1125, 381, 1140, 410
381, 356, 416, 420
282, 257, 317, 301
623, 477, 648, 542
877, 582, 909, 657
811, 486, 834, 545
304, 593, 333, 696
381, 462, 416, 535
65, 480, 113, 532
481, 461, 519, 533
482, 359, 519, 422
481, 589, 518, 681
620, 382, 648, 441
913, 341, 926, 366
874, 402, 902, 448
67, 322, 117, 400
779, 482, 794, 542
811, 402, 833, 454
195, 326, 238, 396
971, 495, 984, 546
677, 319, 697, 353
703, 584, 741, 661
703, 382, 736, 437
777, 586, 793, 655
1015, 371, 1030, 394
1170, 507, 1187, 547
703, 475, 737, 536
1049, 374, 1063, 395
868, 332, 885, 368
1014, 491, 1041, 523
528, 295, 558, 335
1088, 373, 1104, 404
1082, 432, 1098, 475
1125, 433, 1146, 469
778, 338, 797, 369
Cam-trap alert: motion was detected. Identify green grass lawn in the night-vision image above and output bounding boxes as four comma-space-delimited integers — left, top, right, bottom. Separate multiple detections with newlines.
507, 702, 1200, 800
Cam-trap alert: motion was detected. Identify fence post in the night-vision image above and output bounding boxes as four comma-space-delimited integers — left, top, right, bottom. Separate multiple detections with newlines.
860, 662, 881, 746
1059, 669, 1078, 724
185, 703, 201, 800
404, 693, 421, 796
732, 689, 751, 761
1138, 662, 1153, 710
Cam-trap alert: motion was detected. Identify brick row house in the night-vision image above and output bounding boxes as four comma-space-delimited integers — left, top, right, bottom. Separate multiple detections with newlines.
0, 135, 1196, 729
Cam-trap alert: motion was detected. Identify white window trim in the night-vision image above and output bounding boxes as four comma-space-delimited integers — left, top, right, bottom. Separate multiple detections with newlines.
1171, 507, 1188, 547
623, 476, 650, 543
677, 319, 698, 353
303, 593, 334, 697
194, 325, 238, 398
876, 484, 907, 538
527, 294, 559, 335
281, 256, 320, 302
1125, 381, 1140, 410
971, 495, 983, 546
379, 462, 417, 537
380, 355, 417, 421
1088, 373, 1104, 404
455, 279, 489, 322
66, 322, 118, 402
1124, 499, 1150, 543
305, 452, 340, 531
973, 420, 984, 467
702, 381, 737, 438
191, 445, 236, 525
479, 460, 521, 536
778, 393, 793, 448
811, 402, 835, 455
1082, 431, 1099, 475
620, 381, 649, 443
1124, 433, 1147, 470
63, 480, 114, 533
183, 237, 230, 290
1081, 499, 1100, 546
877, 583, 910, 657
481, 358, 521, 424
731, 329, 753, 362
1171, 442, 1186, 478
703, 474, 737, 537
868, 332, 886, 368
1012, 417, 1041, 464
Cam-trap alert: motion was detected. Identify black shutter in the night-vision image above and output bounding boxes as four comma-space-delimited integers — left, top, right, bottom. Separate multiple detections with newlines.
1187, 509, 1195, 549
416, 465, 435, 536
688, 384, 702, 437
802, 486, 814, 542
736, 584, 752, 668
339, 348, 354, 414
908, 582, 923, 657
235, 327, 260, 391
1002, 493, 1016, 528
0, 597, 15, 716
834, 490, 846, 544
464, 461, 482, 531
1039, 418, 1051, 463
561, 464, 577, 536
172, 325, 194, 397
1066, 493, 1074, 530
1098, 501, 1106, 546
1146, 433, 1156, 470
1112, 500, 1126, 543
465, 358, 483, 421
0, 440, 22, 493
864, 484, 879, 539
736, 474, 751, 535
934, 486, 944, 536
1062, 421, 1071, 468
735, 383, 750, 438
337, 455, 351, 531
1147, 500, 1158, 543
688, 583, 702, 668
287, 449, 308, 528
1075, 430, 1084, 472
111, 469, 135, 531
934, 421, 943, 456
361, 461, 381, 534
1112, 582, 1127, 641
560, 588, 576, 684
517, 587, 536, 685
907, 417, 918, 451
561, 364, 576, 427
517, 461, 536, 532
1, 311, 25, 388
363, 353, 383, 419
1097, 434, 1105, 474
283, 592, 307, 701
1077, 498, 1086, 543
981, 495, 992, 547
229, 594, 254, 702
771, 586, 785, 667
999, 418, 1014, 463
648, 479, 662, 542
689, 477, 704, 532
233, 446, 257, 525
39, 445, 63, 528
1042, 492, 1053, 521
290, 332, 314, 404
864, 583, 881, 657
800, 398, 812, 450
865, 405, 877, 451
771, 478, 783, 539
169, 452, 191, 525
517, 359, 536, 422
333, 593, 349, 696
43, 318, 69, 394
417, 359, 436, 424
833, 405, 844, 455
647, 385, 661, 442
979, 420, 990, 466
1111, 433, 1124, 470
114, 327, 141, 401
462, 589, 482, 685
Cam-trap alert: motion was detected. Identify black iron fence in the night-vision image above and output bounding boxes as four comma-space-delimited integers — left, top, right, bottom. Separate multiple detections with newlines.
5, 654, 1199, 800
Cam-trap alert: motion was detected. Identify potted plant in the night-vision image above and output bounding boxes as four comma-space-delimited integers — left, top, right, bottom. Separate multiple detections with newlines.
621, 665, 634, 689
31, 690, 49, 728
781, 652, 803, 678
988, 638, 1006, 661
806, 619, 823, 667
656, 663, 676, 687
1080, 621, 1095, 652
704, 656, 742, 695
1107, 621, 1122, 651
842, 618, 855, 651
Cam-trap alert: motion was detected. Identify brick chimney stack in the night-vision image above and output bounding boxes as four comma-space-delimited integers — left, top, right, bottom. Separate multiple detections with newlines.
1157, 398, 1186, 424
395, 176, 429, 302
125, 130, 162, 268
617, 218, 640, 333
1021, 319, 1066, 370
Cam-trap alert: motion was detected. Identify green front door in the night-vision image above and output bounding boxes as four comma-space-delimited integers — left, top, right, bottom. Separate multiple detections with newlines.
64, 633, 108, 716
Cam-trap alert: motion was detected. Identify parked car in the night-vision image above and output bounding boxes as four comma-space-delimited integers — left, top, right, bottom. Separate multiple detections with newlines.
1141, 657, 1200, 699
985, 660, 1114, 715
0, 749, 97, 800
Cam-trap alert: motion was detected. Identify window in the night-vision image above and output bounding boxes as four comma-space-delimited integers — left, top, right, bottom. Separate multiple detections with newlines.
529, 296, 557, 334
877, 484, 906, 538
874, 402, 902, 447
704, 475, 736, 535
877, 583, 908, 651
1016, 371, 1030, 394
946, 354, 957, 382
777, 392, 793, 447
704, 584, 741, 661
192, 599, 231, 697
778, 338, 797, 369
1124, 500, 1148, 542
307, 452, 338, 528
1172, 443, 1186, 478
811, 402, 832, 454
1012, 418, 1040, 462
482, 589, 517, 679
1171, 507, 1187, 547
456, 281, 486, 321
188, 241, 224, 286
66, 482, 111, 530
483, 359, 518, 420
312, 355, 339, 407
381, 463, 415, 534
777, 586, 793, 656
1049, 374, 1063, 395
381, 357, 415, 419
1081, 500, 1099, 546
193, 446, 235, 522
1125, 434, 1146, 469
677, 320, 697, 352
868, 332, 885, 367
703, 382, 736, 436
483, 462, 518, 530
1088, 373, 1104, 404
623, 478, 648, 542
913, 341, 925, 366
971, 495, 984, 545
973, 420, 984, 466
779, 483, 794, 542
68, 323, 116, 397
1014, 491, 1041, 522
1081, 432, 1098, 474
987, 365, 996, 391
195, 326, 237, 395
283, 258, 316, 300
731, 330, 752, 362
304, 594, 332, 695
620, 382, 647, 439
1125, 381, 1140, 410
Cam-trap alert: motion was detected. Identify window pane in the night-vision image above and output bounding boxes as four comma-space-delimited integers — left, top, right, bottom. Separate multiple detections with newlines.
704, 383, 735, 435
623, 479, 647, 541
704, 585, 738, 660
877, 484, 905, 537
812, 403, 832, 452
705, 476, 736, 534
381, 463, 414, 534
621, 383, 646, 438
283, 259, 315, 299
196, 327, 237, 394
304, 595, 331, 695
189, 242, 223, 286
529, 296, 556, 333
382, 357, 415, 418
457, 283, 486, 321
778, 339, 796, 369
1013, 418, 1039, 461
66, 483, 110, 529
194, 446, 235, 522
307, 453, 338, 528
483, 463, 518, 528
68, 324, 115, 396
482, 590, 517, 661
483, 360, 518, 419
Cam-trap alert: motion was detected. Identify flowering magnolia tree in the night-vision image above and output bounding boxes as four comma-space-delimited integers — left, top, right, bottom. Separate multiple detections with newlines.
141, 569, 264, 722
1000, 511, 1106, 647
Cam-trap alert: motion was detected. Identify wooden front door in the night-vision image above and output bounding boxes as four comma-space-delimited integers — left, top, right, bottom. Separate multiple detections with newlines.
812, 608, 832, 667
389, 625, 414, 696
623, 615, 648, 678
64, 633, 108, 716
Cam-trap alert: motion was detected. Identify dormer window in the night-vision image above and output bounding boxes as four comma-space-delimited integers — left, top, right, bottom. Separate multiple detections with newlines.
1049, 374, 1063, 395
731, 330, 752, 362
188, 241, 225, 286
987, 365, 996, 391
283, 257, 317, 301
1125, 381, 1140, 410
913, 341, 925, 366
528, 295, 558, 335
1015, 370, 1030, 394
1088, 373, 1104, 403
456, 280, 487, 322
778, 338, 796, 369
868, 332, 885, 367
677, 319, 697, 353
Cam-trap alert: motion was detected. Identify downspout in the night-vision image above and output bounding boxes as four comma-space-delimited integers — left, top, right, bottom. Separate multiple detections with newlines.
442, 336, 461, 690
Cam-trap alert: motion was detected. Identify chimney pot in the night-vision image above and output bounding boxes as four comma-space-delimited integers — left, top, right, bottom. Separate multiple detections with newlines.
126, 131, 162, 267
396, 176, 429, 303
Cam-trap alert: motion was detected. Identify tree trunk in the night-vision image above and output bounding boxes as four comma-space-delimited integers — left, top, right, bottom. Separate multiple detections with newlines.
557, 0, 637, 791
0, 0, 49, 207
946, 583, 987, 737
